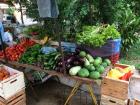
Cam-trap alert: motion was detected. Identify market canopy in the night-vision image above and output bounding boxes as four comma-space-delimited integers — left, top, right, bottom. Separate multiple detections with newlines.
0, 3, 9, 9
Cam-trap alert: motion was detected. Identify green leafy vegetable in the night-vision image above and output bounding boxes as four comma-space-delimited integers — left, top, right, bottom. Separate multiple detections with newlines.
76, 24, 120, 47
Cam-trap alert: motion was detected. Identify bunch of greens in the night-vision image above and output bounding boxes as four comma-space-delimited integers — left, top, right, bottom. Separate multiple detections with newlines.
19, 44, 42, 64
19, 44, 61, 70
40, 52, 61, 70
76, 24, 120, 47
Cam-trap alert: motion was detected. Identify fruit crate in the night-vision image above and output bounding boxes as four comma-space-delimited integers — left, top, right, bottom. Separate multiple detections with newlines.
101, 63, 135, 100
100, 95, 128, 105
128, 76, 140, 104
0, 89, 26, 105
0, 65, 25, 99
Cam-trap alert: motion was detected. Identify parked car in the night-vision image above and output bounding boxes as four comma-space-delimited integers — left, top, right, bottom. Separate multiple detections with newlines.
3, 14, 16, 25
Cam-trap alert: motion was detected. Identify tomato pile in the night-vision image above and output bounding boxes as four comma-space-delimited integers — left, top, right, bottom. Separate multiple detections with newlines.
0, 66, 10, 81
0, 39, 36, 61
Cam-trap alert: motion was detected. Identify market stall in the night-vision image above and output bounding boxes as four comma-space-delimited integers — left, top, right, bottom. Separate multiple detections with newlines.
0, 40, 112, 105
0, 0, 140, 105
0, 25, 140, 105
0, 34, 133, 104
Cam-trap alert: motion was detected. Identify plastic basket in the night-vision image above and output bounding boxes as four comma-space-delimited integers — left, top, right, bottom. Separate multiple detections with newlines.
78, 38, 121, 57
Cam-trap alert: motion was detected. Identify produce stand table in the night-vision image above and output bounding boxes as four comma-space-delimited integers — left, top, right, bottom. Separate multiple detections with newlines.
0, 58, 111, 105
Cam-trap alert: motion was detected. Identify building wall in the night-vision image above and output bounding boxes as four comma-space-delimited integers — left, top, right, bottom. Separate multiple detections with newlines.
0, 9, 3, 21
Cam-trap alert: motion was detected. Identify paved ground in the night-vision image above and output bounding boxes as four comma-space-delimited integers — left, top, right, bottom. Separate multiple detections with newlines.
26, 80, 99, 105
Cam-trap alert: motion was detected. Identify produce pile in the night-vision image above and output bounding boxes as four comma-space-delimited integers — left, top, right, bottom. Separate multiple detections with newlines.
76, 24, 120, 47
55, 50, 111, 79
0, 66, 10, 81
55, 51, 85, 73
107, 65, 134, 81
19, 44, 60, 70
19, 44, 42, 65
40, 52, 60, 70
0, 36, 112, 80
19, 44, 111, 80
0, 39, 35, 61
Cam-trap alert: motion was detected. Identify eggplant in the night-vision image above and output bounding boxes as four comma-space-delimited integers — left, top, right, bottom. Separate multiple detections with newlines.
71, 52, 76, 56
72, 57, 85, 66
73, 61, 80, 65
75, 49, 80, 54
66, 56, 75, 64
66, 64, 72, 70
78, 58, 85, 64
65, 55, 73, 60
57, 62, 63, 67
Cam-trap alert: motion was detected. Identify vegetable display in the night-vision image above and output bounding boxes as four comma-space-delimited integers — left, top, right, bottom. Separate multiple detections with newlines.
19, 44, 42, 65
19, 45, 61, 70
107, 66, 134, 81
0, 39, 36, 61
76, 24, 120, 47
65, 50, 112, 79
78, 68, 89, 78
41, 52, 61, 70
55, 52, 85, 73
0, 36, 113, 80
69, 66, 81, 76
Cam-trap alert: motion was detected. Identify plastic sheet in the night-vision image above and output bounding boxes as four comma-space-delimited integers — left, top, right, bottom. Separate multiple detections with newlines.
61, 42, 76, 53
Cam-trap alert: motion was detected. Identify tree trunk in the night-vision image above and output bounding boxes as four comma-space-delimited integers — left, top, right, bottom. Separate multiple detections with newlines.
19, 0, 24, 25
99, 0, 108, 23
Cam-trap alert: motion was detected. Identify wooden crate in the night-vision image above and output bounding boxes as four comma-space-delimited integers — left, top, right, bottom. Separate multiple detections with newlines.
0, 89, 26, 105
101, 77, 129, 100
133, 100, 140, 105
100, 95, 127, 105
101, 63, 135, 100
129, 76, 140, 101
0, 65, 25, 99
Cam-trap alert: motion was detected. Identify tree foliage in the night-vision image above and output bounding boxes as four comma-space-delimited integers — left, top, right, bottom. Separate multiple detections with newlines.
99, 0, 140, 54
19, 0, 140, 53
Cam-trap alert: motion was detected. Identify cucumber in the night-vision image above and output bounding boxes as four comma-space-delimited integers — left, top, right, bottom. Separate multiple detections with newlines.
84, 58, 90, 67
79, 51, 86, 57
86, 54, 94, 63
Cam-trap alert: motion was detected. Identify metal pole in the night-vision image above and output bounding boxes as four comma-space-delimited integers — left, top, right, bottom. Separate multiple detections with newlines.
54, 18, 66, 74
19, 0, 24, 25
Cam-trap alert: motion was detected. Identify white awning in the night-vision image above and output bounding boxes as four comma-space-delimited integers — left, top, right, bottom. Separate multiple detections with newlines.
0, 3, 9, 9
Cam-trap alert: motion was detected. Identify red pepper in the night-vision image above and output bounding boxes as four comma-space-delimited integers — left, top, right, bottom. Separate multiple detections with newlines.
120, 71, 133, 81
120, 74, 128, 81
126, 71, 133, 80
